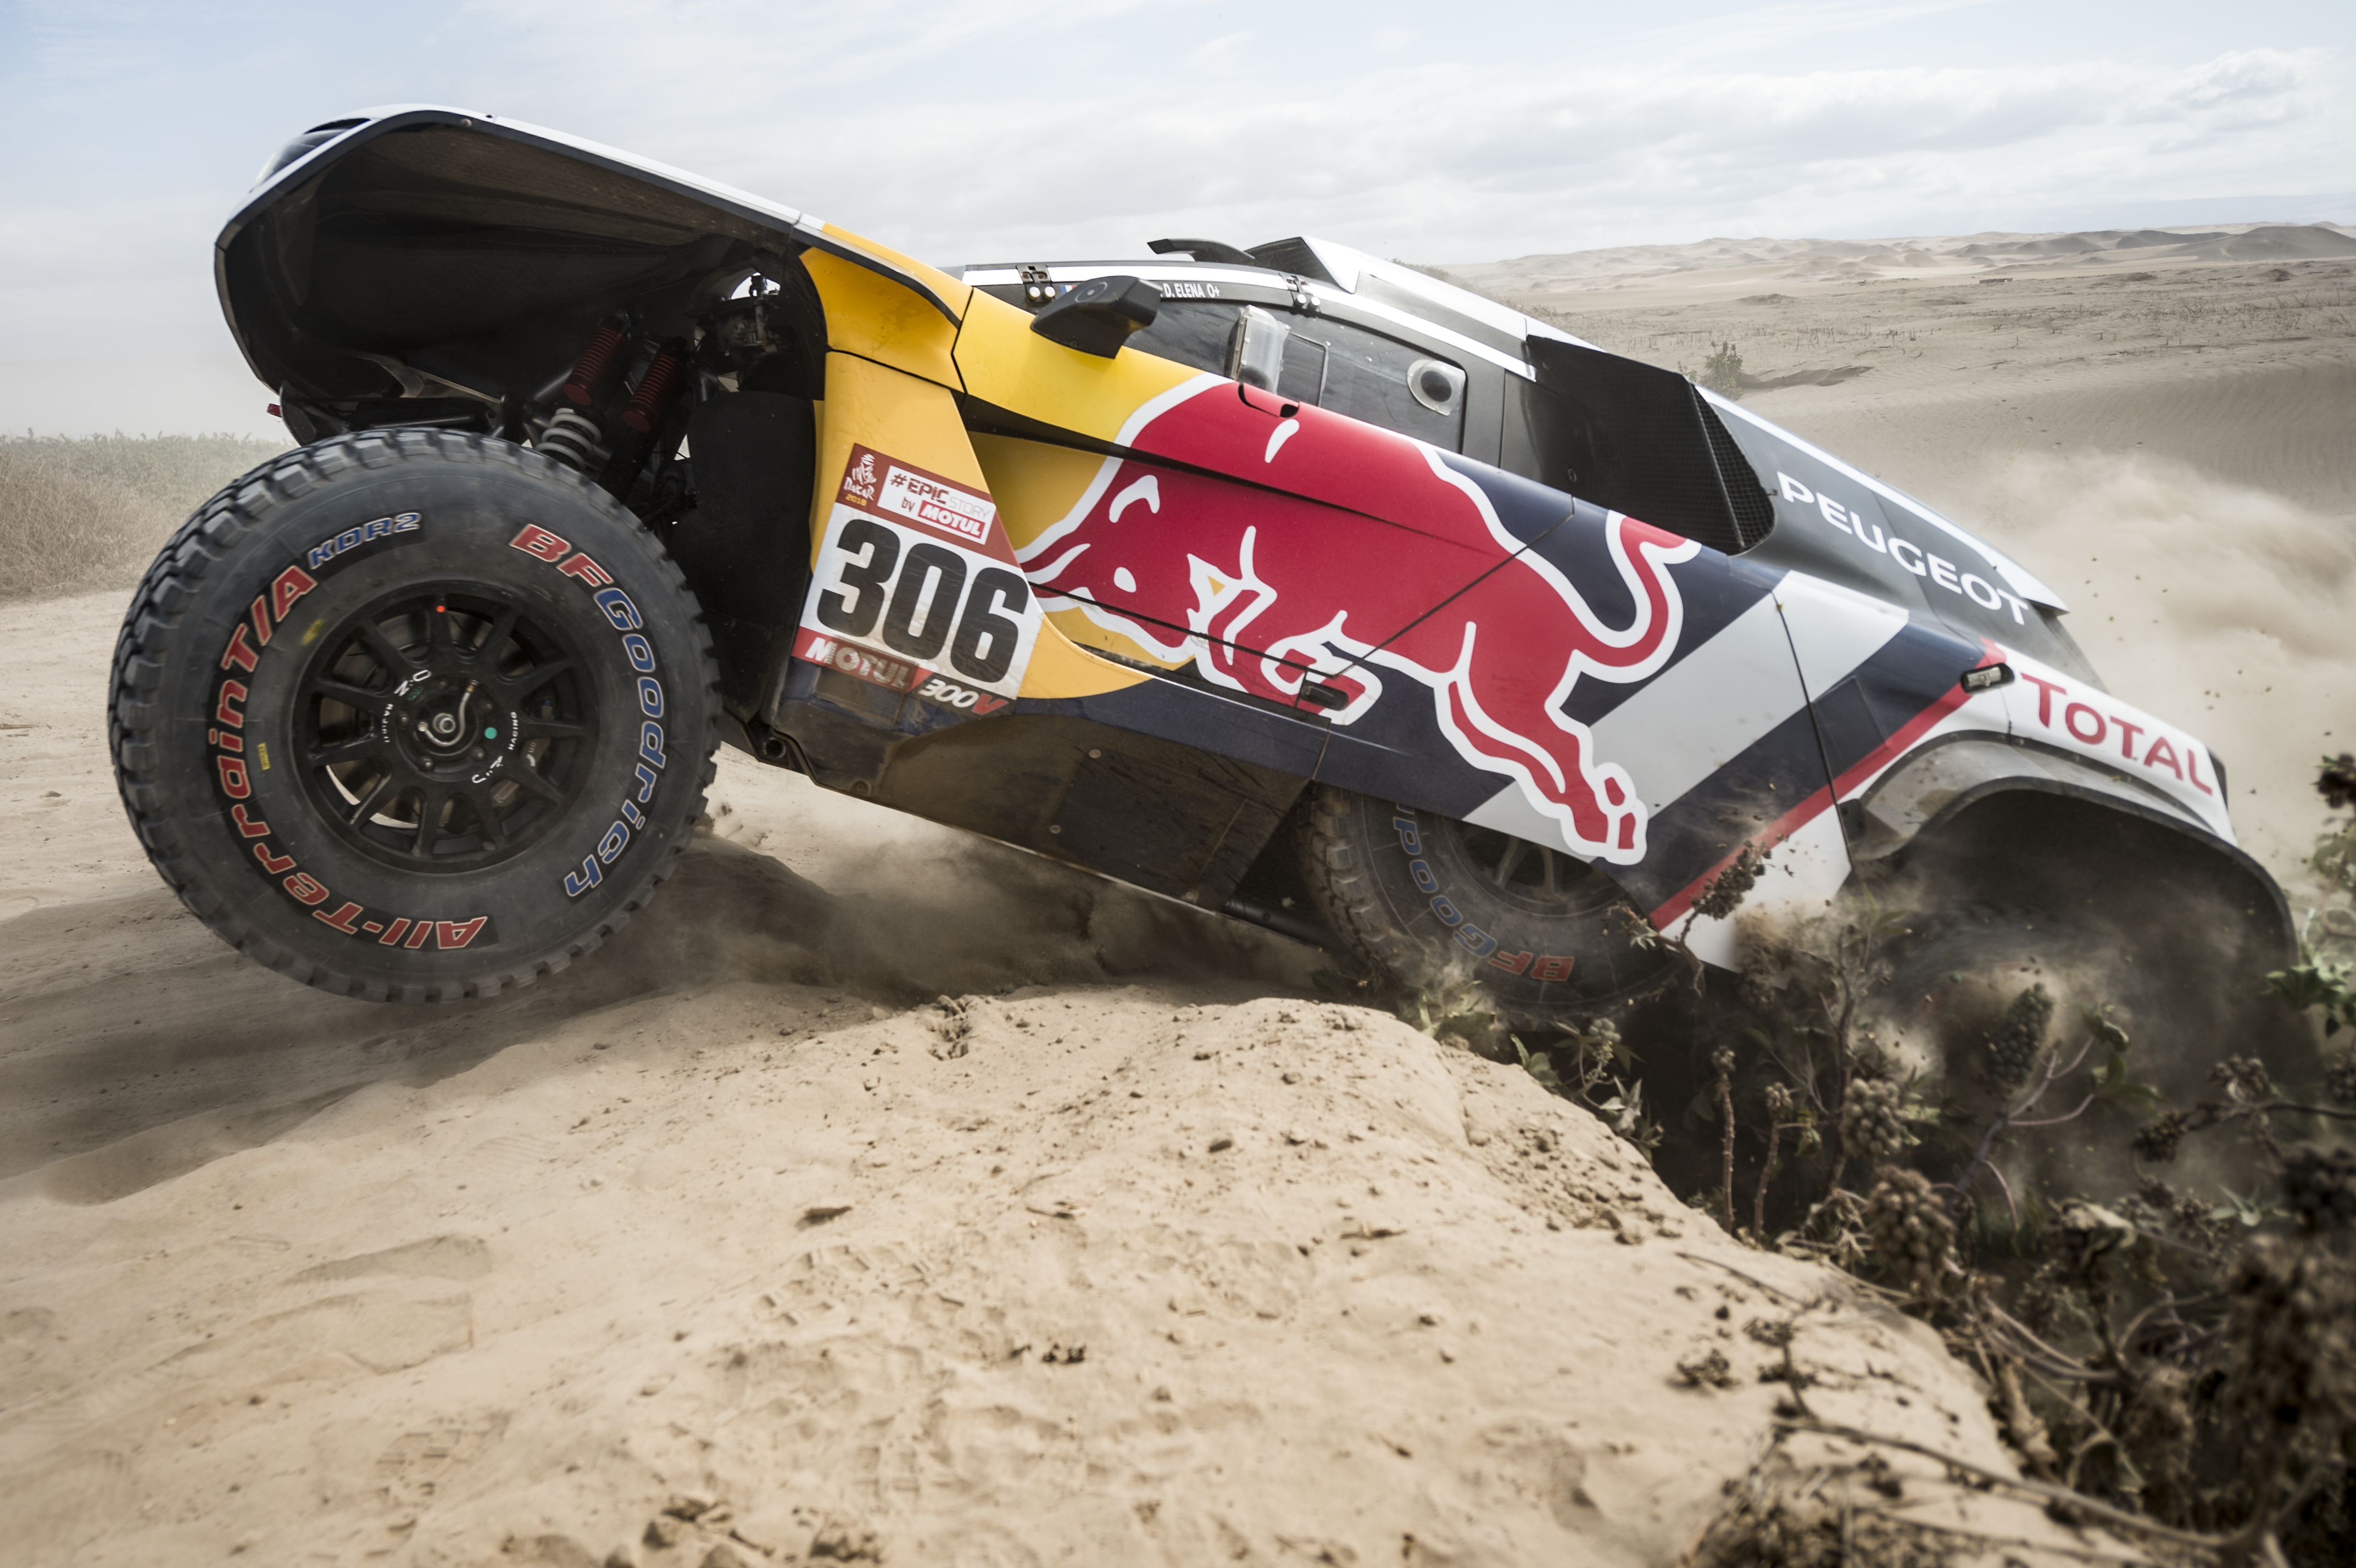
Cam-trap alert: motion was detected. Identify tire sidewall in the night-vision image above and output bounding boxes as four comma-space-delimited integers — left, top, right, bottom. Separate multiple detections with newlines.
1334, 791, 1672, 1017
152, 451, 707, 994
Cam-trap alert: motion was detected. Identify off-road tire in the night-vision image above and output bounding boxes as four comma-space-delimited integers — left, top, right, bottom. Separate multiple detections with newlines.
1299, 784, 1676, 1023
108, 430, 719, 1002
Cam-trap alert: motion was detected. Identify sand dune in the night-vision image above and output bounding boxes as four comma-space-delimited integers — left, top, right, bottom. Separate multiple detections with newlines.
1440, 221, 2356, 303
0, 590, 2091, 1566
8, 219, 2354, 1565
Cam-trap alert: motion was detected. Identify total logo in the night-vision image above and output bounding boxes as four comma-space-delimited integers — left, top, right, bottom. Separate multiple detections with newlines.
2014, 665, 2216, 800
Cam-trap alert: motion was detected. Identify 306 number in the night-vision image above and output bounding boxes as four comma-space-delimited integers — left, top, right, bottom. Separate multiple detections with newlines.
814, 516, 1032, 686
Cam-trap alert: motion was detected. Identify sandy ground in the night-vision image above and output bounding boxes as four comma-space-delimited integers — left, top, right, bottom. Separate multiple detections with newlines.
8, 221, 2353, 1566
0, 593, 2094, 1567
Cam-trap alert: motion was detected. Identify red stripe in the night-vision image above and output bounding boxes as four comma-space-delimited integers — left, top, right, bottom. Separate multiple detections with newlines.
1646, 649, 1996, 927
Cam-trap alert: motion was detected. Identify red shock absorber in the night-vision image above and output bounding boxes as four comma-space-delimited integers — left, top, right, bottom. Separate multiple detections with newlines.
561, 321, 628, 406
623, 341, 689, 433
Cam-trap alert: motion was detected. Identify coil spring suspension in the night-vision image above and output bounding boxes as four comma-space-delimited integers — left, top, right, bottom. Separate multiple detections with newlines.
623, 341, 690, 433
537, 407, 608, 472
562, 321, 628, 407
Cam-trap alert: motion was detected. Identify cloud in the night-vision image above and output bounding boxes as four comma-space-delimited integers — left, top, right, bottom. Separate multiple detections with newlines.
630, 45, 2343, 263
427, 0, 2342, 263
0, 1, 2348, 357
1189, 31, 1257, 67
1594, 0, 1999, 67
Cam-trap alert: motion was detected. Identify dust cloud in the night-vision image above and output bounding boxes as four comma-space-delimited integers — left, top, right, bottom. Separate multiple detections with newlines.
696, 761, 1323, 1003
1973, 449, 2356, 887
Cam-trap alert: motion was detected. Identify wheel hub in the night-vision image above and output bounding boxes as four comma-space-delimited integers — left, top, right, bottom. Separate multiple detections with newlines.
1442, 817, 1619, 917
294, 589, 595, 871
401, 677, 495, 763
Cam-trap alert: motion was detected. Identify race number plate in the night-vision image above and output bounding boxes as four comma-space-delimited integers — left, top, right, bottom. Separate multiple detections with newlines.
799, 449, 1042, 701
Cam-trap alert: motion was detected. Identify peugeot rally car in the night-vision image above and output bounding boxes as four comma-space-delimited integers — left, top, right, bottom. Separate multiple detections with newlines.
109, 106, 2290, 1032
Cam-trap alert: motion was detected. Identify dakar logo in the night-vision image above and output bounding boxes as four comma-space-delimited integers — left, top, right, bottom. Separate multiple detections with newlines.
840, 450, 879, 504
1019, 390, 1695, 863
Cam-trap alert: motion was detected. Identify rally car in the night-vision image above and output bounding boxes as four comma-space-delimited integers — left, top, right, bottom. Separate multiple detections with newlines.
110, 107, 2290, 1046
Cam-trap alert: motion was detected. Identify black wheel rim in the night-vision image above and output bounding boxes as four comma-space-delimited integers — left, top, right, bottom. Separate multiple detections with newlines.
293, 585, 596, 872
1441, 818, 1621, 918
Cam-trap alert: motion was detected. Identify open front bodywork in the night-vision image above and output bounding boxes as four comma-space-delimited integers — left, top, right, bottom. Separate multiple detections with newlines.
219, 107, 2290, 970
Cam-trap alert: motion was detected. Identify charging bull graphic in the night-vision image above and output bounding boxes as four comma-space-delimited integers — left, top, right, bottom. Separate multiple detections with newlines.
1020, 382, 1699, 863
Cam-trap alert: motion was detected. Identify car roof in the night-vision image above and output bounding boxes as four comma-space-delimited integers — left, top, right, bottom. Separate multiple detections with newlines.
960, 240, 1600, 381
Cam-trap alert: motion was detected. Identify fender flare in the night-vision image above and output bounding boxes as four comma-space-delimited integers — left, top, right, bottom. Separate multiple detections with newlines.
1853, 733, 2294, 966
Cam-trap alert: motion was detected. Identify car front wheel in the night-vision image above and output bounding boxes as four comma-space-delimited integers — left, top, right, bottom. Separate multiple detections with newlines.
109, 431, 717, 1002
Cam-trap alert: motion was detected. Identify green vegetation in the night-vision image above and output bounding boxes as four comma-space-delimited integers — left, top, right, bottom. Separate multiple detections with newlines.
1694, 340, 1746, 398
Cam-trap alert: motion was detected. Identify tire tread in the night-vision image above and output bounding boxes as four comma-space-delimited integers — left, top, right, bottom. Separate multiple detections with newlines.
107, 431, 720, 1004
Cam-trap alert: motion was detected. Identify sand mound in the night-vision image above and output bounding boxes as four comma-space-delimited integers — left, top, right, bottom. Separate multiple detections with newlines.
2, 973, 2065, 1566
1440, 220, 2356, 305
2213, 225, 2356, 261
1, 591, 2113, 1566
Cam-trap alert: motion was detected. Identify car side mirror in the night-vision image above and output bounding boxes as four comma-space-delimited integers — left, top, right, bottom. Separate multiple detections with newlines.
1031, 275, 1161, 357
1227, 305, 1289, 390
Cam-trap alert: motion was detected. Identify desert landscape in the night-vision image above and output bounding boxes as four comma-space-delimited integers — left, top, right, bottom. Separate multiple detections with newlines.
3, 221, 2352, 1567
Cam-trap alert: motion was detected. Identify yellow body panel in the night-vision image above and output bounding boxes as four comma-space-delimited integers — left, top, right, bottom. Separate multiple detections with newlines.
815, 353, 988, 499
812, 356, 1145, 701
815, 225, 973, 319
967, 432, 1103, 550
952, 290, 1200, 444
969, 432, 1187, 673
1014, 601, 1154, 698
803, 248, 967, 388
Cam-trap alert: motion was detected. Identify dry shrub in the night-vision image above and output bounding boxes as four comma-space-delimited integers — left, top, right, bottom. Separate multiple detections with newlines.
0, 434, 285, 602
1686, 1483, 1954, 1568
0, 452, 173, 600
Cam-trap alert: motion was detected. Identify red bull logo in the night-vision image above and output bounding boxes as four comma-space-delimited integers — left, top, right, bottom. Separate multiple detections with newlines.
1020, 382, 1696, 863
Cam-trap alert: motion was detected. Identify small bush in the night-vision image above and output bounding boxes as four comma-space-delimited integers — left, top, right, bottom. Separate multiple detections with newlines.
1697, 341, 1746, 398
1501, 747, 2356, 1563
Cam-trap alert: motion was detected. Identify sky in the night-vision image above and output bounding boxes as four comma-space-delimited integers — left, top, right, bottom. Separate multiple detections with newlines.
1, 0, 2351, 431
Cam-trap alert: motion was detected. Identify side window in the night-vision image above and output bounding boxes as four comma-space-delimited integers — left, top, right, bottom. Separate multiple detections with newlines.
1276, 332, 1327, 406
1124, 300, 1240, 377
1295, 317, 1464, 450
1123, 295, 1466, 450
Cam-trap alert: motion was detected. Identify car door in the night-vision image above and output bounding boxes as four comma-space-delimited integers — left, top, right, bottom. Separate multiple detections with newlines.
965, 283, 1511, 722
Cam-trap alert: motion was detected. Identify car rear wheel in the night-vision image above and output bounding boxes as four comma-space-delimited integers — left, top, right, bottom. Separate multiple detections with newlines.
108, 429, 717, 1002
1298, 784, 1677, 1023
